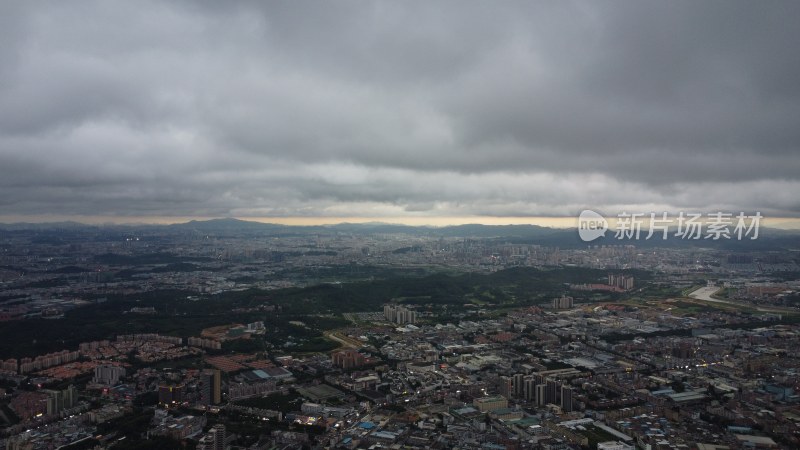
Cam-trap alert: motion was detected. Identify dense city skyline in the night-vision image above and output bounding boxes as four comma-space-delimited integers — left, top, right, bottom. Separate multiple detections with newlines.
1, 216, 800, 448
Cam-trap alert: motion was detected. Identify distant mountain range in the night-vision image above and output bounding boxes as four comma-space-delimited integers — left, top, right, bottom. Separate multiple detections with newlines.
1, 217, 799, 251
166, 218, 567, 239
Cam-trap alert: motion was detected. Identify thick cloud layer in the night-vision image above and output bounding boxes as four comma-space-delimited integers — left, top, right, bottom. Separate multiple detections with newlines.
1, 1, 798, 221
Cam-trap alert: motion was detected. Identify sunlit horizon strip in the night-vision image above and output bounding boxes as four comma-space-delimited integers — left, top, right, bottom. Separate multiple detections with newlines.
1, 214, 800, 229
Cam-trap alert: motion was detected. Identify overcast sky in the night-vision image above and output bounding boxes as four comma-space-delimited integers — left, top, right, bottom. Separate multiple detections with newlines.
1, 1, 798, 224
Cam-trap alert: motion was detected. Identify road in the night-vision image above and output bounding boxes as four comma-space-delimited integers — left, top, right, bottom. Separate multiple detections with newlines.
687, 286, 794, 314
323, 330, 362, 350
688, 286, 723, 302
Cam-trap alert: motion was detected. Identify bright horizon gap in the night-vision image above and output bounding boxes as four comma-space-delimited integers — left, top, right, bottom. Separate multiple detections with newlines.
1, 215, 800, 229
0, 215, 579, 228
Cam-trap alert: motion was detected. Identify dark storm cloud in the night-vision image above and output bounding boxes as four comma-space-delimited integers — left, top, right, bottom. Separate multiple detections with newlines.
0, 0, 798, 220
